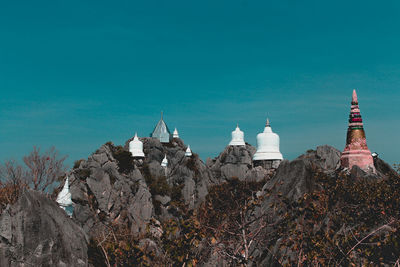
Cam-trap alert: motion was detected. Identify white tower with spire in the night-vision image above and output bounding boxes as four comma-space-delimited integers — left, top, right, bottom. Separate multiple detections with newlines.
253, 118, 283, 168
129, 133, 145, 158
229, 124, 246, 146
173, 128, 179, 138
161, 154, 168, 167
56, 176, 73, 217
185, 145, 192, 157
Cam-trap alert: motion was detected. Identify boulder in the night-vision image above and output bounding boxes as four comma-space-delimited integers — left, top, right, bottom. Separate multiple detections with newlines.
207, 144, 269, 182
0, 189, 88, 267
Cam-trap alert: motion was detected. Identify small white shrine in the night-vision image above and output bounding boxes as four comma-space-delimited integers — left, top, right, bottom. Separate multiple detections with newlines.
253, 118, 283, 168
129, 133, 145, 158
161, 154, 168, 167
173, 128, 179, 138
56, 176, 73, 217
185, 145, 192, 157
229, 124, 246, 146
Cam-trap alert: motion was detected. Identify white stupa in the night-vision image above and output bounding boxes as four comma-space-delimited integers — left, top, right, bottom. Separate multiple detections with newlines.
56, 176, 73, 216
185, 145, 192, 157
161, 154, 168, 167
173, 128, 179, 138
253, 119, 283, 166
229, 124, 246, 146
129, 133, 145, 158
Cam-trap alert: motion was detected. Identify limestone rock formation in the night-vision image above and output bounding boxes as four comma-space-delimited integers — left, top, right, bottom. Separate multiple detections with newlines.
206, 144, 271, 182
70, 142, 154, 236
246, 145, 399, 266
0, 189, 88, 267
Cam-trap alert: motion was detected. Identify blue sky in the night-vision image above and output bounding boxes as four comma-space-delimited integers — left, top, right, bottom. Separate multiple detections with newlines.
0, 0, 399, 168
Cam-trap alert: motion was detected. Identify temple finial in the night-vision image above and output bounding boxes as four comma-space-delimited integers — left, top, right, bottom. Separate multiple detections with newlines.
352, 89, 358, 103
161, 111, 163, 120
236, 123, 239, 128
266, 118, 270, 127
134, 132, 138, 138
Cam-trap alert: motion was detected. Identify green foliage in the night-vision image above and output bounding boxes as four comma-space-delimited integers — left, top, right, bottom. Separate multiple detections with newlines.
112, 146, 135, 174
142, 163, 184, 207
161, 216, 203, 266
73, 159, 85, 169
0, 181, 26, 214
88, 224, 158, 266
198, 178, 264, 233
75, 168, 91, 180
196, 178, 265, 264
274, 170, 400, 265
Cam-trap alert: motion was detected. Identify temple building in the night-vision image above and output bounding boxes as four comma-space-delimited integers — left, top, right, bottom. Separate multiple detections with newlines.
185, 145, 192, 157
56, 176, 73, 217
229, 124, 246, 146
161, 154, 168, 167
173, 128, 179, 138
129, 133, 145, 158
340, 90, 375, 172
253, 118, 283, 169
151, 112, 172, 143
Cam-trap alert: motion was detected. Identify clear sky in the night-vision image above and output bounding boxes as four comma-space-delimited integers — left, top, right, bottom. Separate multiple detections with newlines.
1, 0, 399, 168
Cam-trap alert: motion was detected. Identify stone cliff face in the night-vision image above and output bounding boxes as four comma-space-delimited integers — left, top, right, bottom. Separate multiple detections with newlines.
6, 139, 395, 266
0, 189, 88, 267
206, 144, 272, 183
70, 137, 213, 241
246, 146, 399, 266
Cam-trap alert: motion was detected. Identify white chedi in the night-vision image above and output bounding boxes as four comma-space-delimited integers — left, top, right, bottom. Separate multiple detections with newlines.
161, 154, 168, 167
129, 133, 145, 158
57, 176, 73, 216
229, 124, 245, 146
185, 145, 192, 157
173, 128, 179, 138
253, 118, 283, 161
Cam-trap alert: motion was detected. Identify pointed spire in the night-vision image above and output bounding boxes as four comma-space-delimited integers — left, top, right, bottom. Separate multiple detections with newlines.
161, 154, 168, 167
161, 111, 163, 120
266, 118, 270, 127
185, 145, 192, 157
134, 132, 138, 140
352, 89, 358, 104
57, 176, 73, 207
173, 127, 179, 138
340, 90, 375, 172
63, 176, 69, 190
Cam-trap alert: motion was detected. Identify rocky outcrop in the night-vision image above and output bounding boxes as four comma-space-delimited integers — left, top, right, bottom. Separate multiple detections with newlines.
138, 137, 212, 210
70, 143, 153, 237
70, 136, 213, 240
260, 145, 341, 202
0, 189, 88, 267
206, 144, 271, 182
246, 145, 399, 266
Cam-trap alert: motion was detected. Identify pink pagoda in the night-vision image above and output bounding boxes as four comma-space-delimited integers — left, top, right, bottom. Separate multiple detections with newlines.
340, 90, 375, 172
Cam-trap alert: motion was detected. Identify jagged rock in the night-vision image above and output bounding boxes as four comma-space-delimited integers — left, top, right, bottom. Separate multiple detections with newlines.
71, 136, 212, 242
374, 157, 398, 178
70, 143, 154, 237
207, 144, 270, 183
247, 146, 399, 266
128, 137, 212, 209
138, 238, 163, 258
155, 195, 171, 205
296, 145, 341, 172
0, 189, 88, 267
